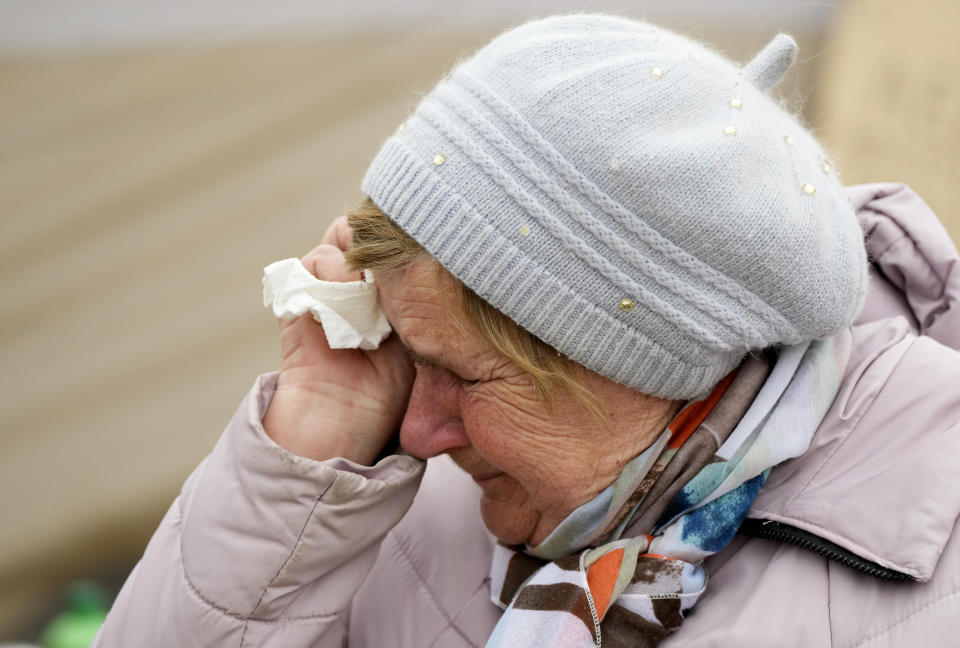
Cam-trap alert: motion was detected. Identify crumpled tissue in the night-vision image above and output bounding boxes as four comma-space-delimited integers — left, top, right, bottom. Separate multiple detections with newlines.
262, 258, 392, 350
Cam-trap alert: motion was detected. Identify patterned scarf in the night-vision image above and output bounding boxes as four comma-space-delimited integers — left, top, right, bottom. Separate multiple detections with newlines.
486, 336, 847, 648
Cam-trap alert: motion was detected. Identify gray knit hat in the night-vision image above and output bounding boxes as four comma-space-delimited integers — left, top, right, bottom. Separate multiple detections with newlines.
361, 14, 868, 399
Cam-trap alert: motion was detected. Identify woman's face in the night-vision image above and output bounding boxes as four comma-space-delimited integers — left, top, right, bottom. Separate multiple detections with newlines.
376, 260, 679, 546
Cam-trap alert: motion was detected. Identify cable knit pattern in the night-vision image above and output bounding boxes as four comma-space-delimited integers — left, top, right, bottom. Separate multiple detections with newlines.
362, 13, 869, 399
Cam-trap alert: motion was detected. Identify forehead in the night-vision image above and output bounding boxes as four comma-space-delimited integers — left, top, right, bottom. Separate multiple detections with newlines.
376, 260, 476, 359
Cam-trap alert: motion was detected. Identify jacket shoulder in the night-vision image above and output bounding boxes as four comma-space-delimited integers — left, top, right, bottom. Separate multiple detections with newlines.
849, 182, 960, 348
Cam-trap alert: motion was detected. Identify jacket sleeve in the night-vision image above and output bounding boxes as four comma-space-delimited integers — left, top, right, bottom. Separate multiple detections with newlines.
93, 372, 426, 647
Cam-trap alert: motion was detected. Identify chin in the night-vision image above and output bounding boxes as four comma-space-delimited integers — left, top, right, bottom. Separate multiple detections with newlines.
478, 494, 539, 547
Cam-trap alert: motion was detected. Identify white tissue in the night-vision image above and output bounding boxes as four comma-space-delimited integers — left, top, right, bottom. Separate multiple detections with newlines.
262, 258, 392, 350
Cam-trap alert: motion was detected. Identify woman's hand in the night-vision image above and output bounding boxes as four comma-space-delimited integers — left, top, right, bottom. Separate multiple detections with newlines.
262, 217, 415, 465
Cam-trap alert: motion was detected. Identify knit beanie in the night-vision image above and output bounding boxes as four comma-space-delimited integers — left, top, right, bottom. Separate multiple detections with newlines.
361, 14, 868, 400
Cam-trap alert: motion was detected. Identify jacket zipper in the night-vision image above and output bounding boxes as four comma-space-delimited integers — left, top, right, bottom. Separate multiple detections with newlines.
737, 519, 912, 582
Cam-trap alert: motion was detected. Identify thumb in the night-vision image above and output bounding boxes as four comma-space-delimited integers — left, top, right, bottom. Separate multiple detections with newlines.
300, 243, 362, 283
321, 215, 354, 253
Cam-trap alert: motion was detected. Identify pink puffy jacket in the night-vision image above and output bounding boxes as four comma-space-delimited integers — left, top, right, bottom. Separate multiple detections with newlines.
95, 183, 960, 647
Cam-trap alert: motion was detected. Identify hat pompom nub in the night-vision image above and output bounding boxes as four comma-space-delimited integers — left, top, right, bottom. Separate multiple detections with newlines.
362, 14, 868, 399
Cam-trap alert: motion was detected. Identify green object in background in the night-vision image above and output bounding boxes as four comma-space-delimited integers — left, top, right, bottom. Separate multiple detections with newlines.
39, 582, 108, 648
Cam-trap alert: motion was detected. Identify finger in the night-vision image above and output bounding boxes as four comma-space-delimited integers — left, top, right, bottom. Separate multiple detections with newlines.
300, 243, 363, 283
320, 216, 353, 252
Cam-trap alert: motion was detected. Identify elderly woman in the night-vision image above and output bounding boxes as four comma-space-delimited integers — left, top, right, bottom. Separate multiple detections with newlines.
95, 14, 960, 648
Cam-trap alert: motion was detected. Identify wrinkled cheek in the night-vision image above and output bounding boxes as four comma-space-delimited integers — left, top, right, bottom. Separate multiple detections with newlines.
460, 386, 542, 459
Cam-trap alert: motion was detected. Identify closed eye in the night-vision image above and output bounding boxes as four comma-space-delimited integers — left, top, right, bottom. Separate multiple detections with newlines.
407, 348, 480, 385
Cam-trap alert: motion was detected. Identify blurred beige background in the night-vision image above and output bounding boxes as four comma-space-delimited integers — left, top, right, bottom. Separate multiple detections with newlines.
1, 0, 957, 641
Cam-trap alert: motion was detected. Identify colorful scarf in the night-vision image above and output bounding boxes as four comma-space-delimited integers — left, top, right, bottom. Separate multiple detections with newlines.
486, 336, 847, 647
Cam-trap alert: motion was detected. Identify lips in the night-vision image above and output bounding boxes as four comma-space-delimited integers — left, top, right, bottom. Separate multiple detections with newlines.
447, 449, 503, 484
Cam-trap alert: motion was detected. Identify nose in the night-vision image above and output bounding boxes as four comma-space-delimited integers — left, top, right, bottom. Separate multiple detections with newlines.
399, 364, 470, 459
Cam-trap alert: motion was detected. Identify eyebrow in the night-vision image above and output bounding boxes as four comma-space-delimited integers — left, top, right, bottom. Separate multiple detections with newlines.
397, 336, 452, 371
408, 347, 446, 369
